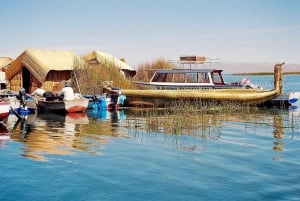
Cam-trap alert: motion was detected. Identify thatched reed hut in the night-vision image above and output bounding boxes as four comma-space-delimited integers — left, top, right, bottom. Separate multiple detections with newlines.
5, 49, 79, 93
0, 57, 13, 71
0, 57, 13, 89
83, 51, 136, 79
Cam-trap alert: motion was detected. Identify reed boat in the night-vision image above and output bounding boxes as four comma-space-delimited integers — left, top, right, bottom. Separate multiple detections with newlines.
121, 63, 284, 107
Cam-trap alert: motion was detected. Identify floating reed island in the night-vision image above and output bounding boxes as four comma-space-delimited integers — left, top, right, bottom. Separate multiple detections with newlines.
120, 62, 284, 107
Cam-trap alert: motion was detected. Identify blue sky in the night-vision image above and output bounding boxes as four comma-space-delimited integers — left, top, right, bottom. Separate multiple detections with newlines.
1, 0, 299, 67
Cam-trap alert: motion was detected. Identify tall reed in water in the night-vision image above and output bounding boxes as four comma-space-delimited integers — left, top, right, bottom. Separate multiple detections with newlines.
128, 100, 276, 137
72, 57, 136, 94
134, 58, 175, 82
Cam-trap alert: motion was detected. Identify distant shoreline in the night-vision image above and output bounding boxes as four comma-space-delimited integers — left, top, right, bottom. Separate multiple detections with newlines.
233, 72, 300, 76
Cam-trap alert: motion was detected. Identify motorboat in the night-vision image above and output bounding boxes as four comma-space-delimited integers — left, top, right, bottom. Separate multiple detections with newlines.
121, 62, 285, 107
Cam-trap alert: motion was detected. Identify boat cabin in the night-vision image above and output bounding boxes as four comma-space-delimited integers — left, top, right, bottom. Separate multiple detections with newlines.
146, 68, 228, 89
150, 69, 225, 85
133, 68, 247, 90
134, 55, 262, 90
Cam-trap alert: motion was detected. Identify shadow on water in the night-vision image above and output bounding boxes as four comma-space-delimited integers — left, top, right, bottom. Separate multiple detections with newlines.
3, 105, 300, 161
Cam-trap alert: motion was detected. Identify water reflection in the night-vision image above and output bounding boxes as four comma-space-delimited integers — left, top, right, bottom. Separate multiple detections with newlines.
3, 107, 300, 161
124, 108, 290, 137
273, 115, 284, 139
7, 113, 89, 161
7, 109, 129, 161
289, 106, 300, 129
124, 107, 299, 159
86, 109, 127, 137
0, 122, 10, 147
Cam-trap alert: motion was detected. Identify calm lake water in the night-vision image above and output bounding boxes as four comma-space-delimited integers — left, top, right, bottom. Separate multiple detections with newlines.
0, 75, 300, 201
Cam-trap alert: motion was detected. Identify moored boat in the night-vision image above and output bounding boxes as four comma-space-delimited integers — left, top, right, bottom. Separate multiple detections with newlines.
85, 88, 127, 110
38, 97, 89, 113
0, 89, 37, 118
122, 62, 284, 107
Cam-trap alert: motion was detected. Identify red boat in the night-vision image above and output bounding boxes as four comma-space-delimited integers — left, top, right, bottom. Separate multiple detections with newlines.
0, 99, 10, 120
37, 98, 89, 113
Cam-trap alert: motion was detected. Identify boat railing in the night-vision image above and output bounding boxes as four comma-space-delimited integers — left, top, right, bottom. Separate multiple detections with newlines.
168, 57, 221, 69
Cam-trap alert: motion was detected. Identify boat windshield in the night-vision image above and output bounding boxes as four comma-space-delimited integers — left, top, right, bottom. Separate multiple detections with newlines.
211, 71, 224, 85
151, 73, 171, 82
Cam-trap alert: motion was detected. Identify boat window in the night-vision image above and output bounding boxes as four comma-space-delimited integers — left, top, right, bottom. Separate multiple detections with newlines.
198, 72, 210, 83
212, 72, 224, 84
173, 73, 185, 83
186, 73, 197, 83
152, 73, 167, 82
165, 73, 173, 82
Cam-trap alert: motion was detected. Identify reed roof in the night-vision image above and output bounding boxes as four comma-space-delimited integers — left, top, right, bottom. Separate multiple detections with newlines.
6, 49, 78, 83
0, 57, 13, 69
83, 51, 136, 72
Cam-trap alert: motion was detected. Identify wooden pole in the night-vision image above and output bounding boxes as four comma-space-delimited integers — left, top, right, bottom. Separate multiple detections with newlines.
274, 62, 284, 95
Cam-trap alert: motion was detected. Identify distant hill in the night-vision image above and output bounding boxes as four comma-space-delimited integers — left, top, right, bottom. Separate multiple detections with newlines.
218, 62, 300, 74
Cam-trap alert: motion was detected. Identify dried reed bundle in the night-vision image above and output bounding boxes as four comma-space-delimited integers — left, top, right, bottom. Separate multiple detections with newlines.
73, 56, 137, 94
122, 88, 279, 105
